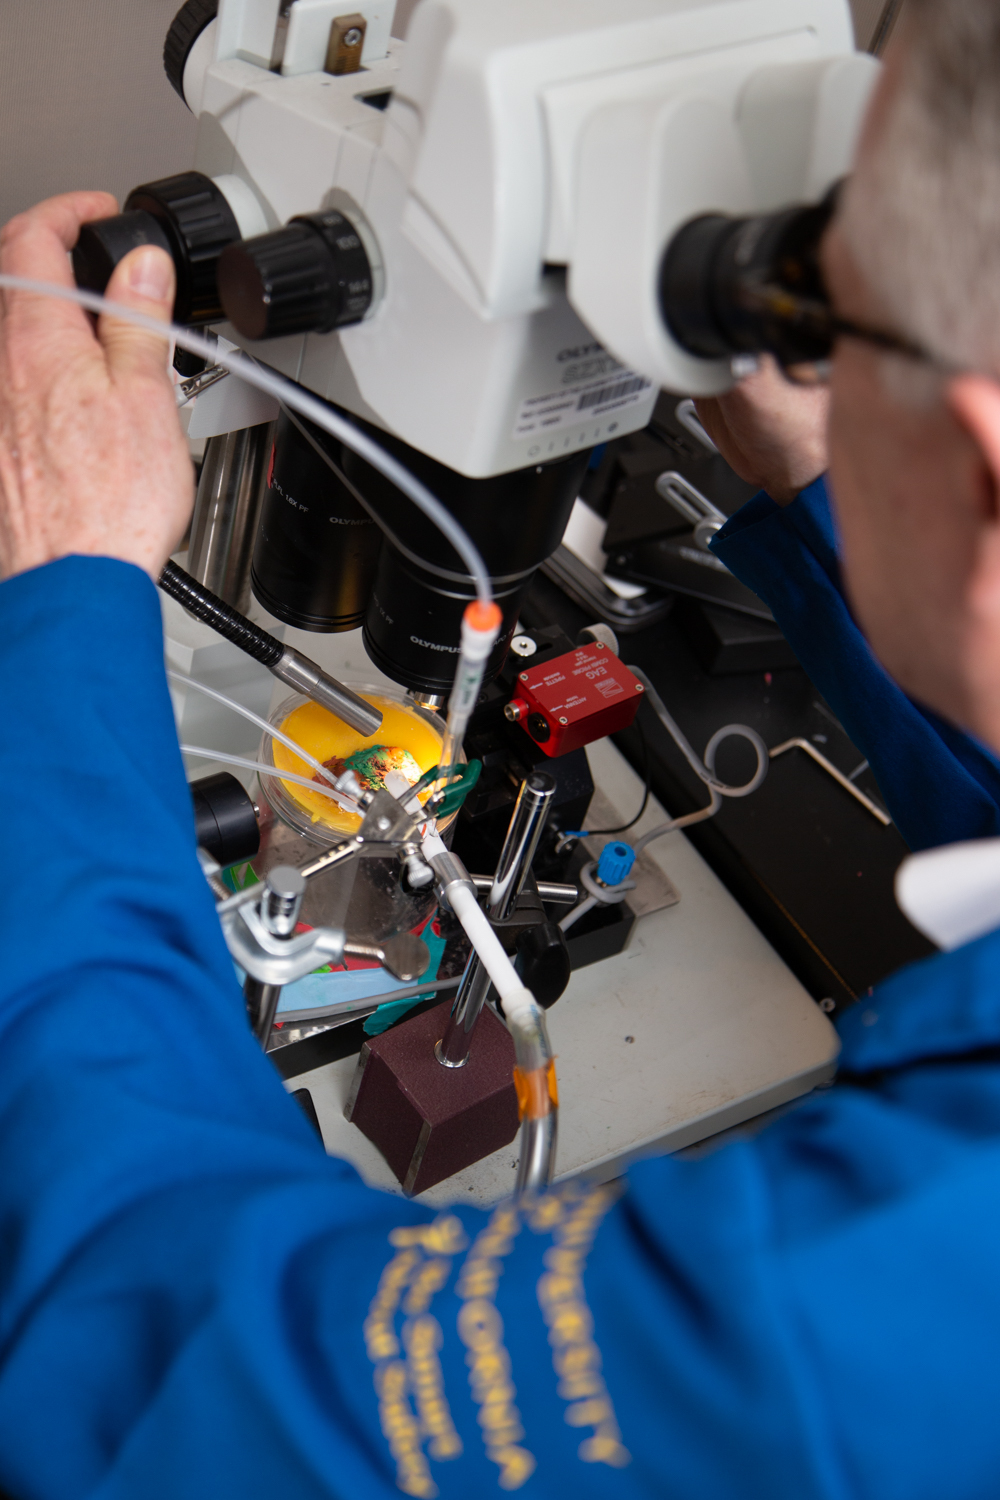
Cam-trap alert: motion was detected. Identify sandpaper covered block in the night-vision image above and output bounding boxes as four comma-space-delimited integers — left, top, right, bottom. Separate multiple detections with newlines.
345, 999, 519, 1196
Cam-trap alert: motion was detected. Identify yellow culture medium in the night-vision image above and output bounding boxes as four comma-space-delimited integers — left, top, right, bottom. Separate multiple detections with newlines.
272, 694, 444, 833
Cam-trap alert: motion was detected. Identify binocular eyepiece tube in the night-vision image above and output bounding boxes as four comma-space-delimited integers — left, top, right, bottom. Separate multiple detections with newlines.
659, 188, 840, 374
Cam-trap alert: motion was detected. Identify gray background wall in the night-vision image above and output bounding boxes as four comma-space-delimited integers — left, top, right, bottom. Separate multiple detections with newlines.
0, 0, 900, 229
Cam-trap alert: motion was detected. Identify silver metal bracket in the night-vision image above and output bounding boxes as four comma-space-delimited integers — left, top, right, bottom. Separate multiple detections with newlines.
223, 900, 345, 985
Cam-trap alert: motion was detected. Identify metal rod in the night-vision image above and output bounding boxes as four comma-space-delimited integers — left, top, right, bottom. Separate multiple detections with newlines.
769, 739, 891, 826
244, 866, 305, 1045
188, 422, 275, 614
435, 958, 493, 1068
245, 977, 284, 1042
488, 771, 557, 920
435, 771, 556, 1069
469, 873, 577, 905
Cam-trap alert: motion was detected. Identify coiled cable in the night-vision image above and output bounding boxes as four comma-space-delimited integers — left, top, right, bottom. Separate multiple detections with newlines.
560, 667, 769, 932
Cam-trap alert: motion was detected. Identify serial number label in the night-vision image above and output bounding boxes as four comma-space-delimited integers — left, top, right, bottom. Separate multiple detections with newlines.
513, 366, 653, 441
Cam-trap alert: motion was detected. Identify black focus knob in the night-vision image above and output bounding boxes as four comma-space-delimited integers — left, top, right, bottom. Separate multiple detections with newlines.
217, 210, 374, 341
72, 171, 241, 325
164, 0, 219, 106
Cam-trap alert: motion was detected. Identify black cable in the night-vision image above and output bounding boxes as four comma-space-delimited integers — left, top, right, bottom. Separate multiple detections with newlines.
159, 559, 284, 668
579, 714, 651, 837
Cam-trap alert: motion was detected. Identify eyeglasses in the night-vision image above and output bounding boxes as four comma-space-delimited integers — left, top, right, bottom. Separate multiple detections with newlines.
743, 282, 957, 388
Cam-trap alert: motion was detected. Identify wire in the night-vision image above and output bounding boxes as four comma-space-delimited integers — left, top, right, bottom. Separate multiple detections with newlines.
559, 670, 770, 928
572, 717, 651, 838
629, 666, 768, 799
0, 273, 493, 604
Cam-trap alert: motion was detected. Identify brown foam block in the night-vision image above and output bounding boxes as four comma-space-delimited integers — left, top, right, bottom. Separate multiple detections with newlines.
344, 999, 519, 1196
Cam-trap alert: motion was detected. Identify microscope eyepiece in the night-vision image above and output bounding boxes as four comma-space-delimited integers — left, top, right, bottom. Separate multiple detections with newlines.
659, 189, 840, 371
217, 210, 374, 340
72, 170, 242, 325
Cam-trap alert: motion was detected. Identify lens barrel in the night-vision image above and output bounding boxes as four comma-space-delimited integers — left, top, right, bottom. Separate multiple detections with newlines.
341, 427, 588, 695
659, 191, 838, 367
250, 409, 381, 632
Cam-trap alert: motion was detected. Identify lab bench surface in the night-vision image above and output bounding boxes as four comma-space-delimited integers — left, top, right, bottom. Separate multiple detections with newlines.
285, 738, 838, 1208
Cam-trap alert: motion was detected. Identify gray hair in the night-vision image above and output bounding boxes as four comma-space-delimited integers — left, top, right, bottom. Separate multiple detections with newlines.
841, 0, 1000, 374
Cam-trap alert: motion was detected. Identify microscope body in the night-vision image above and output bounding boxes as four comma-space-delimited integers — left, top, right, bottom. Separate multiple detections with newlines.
181, 0, 875, 479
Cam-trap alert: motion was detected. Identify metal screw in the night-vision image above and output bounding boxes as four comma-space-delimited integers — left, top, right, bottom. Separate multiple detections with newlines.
344, 26, 362, 45
558, 716, 568, 725
262, 866, 305, 938
520, 672, 529, 681
511, 635, 537, 658
376, 815, 391, 832
819, 997, 836, 1014
635, 682, 644, 691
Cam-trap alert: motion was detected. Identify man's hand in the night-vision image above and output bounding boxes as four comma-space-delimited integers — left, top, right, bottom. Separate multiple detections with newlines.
0, 192, 193, 581
694, 356, 830, 506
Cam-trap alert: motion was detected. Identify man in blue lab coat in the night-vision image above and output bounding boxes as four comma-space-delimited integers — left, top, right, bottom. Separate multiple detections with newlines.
2, 1, 1000, 1497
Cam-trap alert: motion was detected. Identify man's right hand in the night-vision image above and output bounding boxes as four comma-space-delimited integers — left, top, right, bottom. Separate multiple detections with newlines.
0, 192, 194, 582
694, 356, 830, 506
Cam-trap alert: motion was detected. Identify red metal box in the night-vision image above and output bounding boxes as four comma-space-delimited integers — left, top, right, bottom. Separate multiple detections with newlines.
506, 642, 644, 756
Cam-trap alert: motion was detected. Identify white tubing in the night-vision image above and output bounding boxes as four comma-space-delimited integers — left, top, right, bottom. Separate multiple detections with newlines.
0, 273, 493, 605
439, 606, 502, 780
447, 880, 535, 1014
167, 669, 343, 790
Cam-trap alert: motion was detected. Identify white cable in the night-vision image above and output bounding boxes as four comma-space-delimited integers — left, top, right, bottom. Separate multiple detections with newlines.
446, 881, 531, 1011
0, 274, 493, 604
180, 745, 354, 804
167, 669, 344, 790
628, 666, 768, 799
562, 790, 726, 928
559, 895, 597, 934
634, 788, 723, 854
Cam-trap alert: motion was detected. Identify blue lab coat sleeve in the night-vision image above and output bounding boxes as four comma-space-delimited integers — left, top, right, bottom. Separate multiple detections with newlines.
1, 555, 1000, 1500
711, 476, 1000, 850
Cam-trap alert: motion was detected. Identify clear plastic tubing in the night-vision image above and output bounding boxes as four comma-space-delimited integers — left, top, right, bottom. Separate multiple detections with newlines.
167, 668, 340, 789
180, 745, 353, 803
0, 275, 493, 607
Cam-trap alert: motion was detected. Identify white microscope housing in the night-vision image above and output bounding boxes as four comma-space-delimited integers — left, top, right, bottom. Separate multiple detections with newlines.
181, 0, 878, 479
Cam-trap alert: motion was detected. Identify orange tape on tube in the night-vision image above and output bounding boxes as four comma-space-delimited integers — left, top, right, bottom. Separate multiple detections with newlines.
513, 1060, 559, 1120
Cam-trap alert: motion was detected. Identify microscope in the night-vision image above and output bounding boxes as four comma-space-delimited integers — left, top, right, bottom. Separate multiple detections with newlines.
75, 0, 876, 1196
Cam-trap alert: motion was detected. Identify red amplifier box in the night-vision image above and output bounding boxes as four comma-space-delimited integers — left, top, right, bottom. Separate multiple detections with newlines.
505, 642, 644, 757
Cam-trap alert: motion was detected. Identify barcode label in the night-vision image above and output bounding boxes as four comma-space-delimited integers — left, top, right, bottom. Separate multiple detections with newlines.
577, 376, 651, 411
513, 362, 654, 442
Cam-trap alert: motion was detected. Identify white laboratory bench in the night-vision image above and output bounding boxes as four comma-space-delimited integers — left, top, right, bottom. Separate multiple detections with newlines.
162, 596, 839, 1205
283, 734, 839, 1208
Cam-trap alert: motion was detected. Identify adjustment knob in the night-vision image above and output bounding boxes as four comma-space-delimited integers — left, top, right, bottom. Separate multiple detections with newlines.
164, 0, 218, 105
72, 170, 241, 325
217, 210, 374, 340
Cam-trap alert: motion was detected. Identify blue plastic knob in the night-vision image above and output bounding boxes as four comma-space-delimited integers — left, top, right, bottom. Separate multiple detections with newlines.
597, 840, 636, 887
